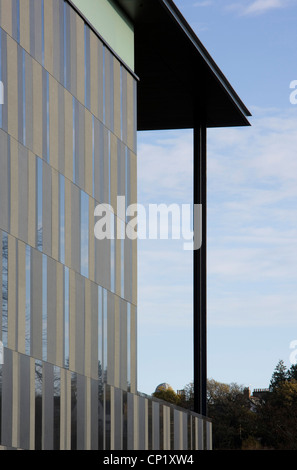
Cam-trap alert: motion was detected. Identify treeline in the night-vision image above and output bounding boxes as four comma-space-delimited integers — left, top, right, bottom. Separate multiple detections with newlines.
152, 360, 297, 450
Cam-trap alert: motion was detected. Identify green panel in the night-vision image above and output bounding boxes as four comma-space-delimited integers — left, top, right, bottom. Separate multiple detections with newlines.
71, 0, 134, 70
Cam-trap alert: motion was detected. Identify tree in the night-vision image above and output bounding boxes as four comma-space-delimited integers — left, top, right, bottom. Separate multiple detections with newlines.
152, 388, 181, 405
206, 379, 257, 450
269, 360, 288, 391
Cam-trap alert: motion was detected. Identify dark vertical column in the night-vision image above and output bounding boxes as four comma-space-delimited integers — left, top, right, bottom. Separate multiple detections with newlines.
193, 125, 207, 416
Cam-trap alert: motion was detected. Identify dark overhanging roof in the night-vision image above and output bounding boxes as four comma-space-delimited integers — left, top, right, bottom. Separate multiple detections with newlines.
114, 0, 251, 130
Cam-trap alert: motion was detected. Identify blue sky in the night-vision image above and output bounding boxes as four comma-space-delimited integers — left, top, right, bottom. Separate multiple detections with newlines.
137, 0, 297, 396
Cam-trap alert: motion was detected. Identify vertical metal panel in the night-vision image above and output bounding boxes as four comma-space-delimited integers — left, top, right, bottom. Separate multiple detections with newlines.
71, 183, 80, 273
18, 144, 28, 244
84, 279, 91, 378
126, 73, 135, 152
75, 274, 85, 376
69, 5, 77, 97
0, 130, 9, 232
31, 249, 42, 359
19, 353, 30, 450
198, 418, 203, 450
17, 241, 26, 354
113, 296, 120, 389
138, 395, 145, 450
64, 89, 73, 181
69, 270, 76, 373
7, 235, 17, 351
120, 300, 127, 391
49, 74, 59, 171
75, 15, 85, 106
90, 378, 98, 449
52, 0, 60, 82
84, 109, 92, 196
76, 101, 85, 190
89, 30, 98, 119
9, 134, 19, 242
113, 58, 121, 140
32, 59, 42, 158
58, 84, 65, 176
56, 262, 64, 368
147, 399, 152, 450
93, 117, 104, 203
107, 290, 114, 387
32, 0, 42, 64
76, 373, 85, 450
1, 29, 8, 133
88, 197, 95, 283
127, 391, 134, 450
25, 52, 33, 151
1, 347, 12, 447
11, 0, 18, 43
20, 0, 30, 54
97, 40, 104, 123
47, 257, 57, 365
27, 151, 36, 248
44, 0, 53, 75
114, 387, 122, 450
0, 0, 12, 37
104, 384, 111, 451
130, 304, 137, 394
90, 280, 98, 379
42, 162, 52, 256
121, 67, 127, 146
51, 169, 59, 261
152, 401, 160, 451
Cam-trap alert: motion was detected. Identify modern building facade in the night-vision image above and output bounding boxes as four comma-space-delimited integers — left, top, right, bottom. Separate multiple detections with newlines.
0, 0, 250, 450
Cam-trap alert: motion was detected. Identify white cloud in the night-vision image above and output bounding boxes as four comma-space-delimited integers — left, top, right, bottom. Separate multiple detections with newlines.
138, 107, 297, 329
244, 0, 284, 15
226, 0, 294, 16
193, 0, 213, 6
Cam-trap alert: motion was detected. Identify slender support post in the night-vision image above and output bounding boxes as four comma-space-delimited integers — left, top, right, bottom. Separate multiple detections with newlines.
193, 124, 207, 416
